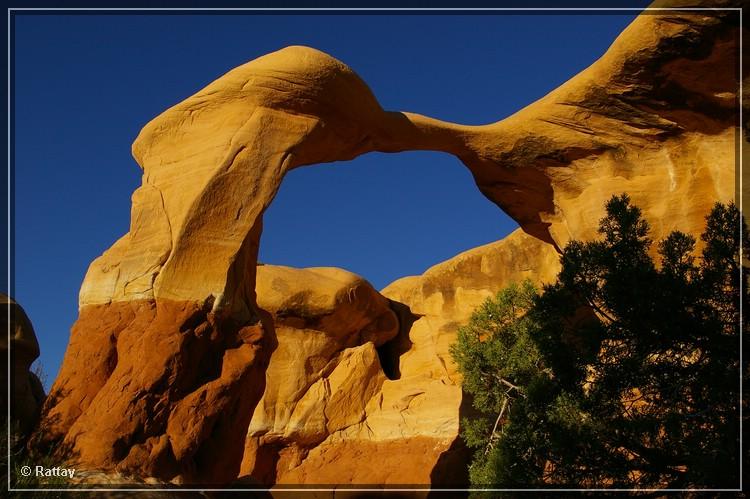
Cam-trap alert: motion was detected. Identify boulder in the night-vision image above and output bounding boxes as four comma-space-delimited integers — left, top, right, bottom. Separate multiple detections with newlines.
1, 294, 45, 438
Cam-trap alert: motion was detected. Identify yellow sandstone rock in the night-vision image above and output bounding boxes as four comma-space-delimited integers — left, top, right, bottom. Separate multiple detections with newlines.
239, 233, 563, 485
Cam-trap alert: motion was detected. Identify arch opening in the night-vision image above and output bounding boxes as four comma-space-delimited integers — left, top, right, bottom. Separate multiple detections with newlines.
259, 150, 519, 291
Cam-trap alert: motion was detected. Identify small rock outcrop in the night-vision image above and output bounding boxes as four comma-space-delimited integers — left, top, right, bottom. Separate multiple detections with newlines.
2, 294, 45, 438
38, 3, 740, 485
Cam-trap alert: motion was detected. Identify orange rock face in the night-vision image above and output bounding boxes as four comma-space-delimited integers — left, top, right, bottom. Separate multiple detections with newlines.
273, 437, 458, 485
39, 298, 273, 484
38, 4, 740, 486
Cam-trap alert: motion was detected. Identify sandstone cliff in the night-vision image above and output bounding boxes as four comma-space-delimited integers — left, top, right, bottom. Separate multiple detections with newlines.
38, 4, 740, 485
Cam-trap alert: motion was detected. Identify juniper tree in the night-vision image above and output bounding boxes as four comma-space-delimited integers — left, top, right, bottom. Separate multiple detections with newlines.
452, 195, 745, 490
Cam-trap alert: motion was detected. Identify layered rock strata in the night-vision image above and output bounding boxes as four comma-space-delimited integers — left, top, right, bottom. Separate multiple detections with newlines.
39, 5, 740, 485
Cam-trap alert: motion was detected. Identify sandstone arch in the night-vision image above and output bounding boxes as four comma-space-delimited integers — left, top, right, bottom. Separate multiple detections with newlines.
38, 6, 740, 485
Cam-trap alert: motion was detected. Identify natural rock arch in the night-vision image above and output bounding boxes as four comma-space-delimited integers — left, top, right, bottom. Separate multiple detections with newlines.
38, 7, 739, 484
83, 45, 556, 314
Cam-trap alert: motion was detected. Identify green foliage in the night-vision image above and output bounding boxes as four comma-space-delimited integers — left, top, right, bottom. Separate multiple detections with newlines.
452, 195, 745, 490
450, 280, 552, 489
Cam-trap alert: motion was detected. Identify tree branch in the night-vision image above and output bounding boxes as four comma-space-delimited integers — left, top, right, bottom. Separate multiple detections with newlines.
484, 397, 509, 456
494, 375, 527, 398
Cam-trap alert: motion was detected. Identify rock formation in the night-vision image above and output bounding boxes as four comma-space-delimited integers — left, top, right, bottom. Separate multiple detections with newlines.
238, 265, 398, 483
38, 4, 740, 486
2, 294, 45, 438
239, 231, 559, 485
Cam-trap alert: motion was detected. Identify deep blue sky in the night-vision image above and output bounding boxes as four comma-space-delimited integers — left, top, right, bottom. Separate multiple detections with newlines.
12, 11, 641, 386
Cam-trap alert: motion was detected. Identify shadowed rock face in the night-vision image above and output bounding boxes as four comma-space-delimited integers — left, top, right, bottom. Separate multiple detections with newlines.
38, 5, 740, 485
2, 294, 45, 438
